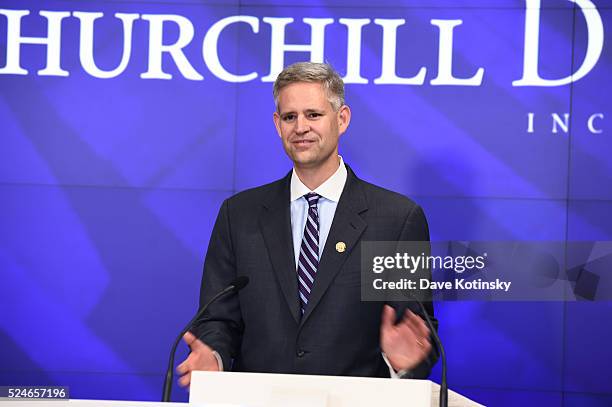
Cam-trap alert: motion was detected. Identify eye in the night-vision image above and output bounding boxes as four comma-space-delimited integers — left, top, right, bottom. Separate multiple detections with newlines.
282, 114, 296, 122
307, 112, 322, 119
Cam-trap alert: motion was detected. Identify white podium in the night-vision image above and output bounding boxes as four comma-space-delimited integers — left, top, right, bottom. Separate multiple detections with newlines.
190, 371, 484, 407
0, 373, 482, 407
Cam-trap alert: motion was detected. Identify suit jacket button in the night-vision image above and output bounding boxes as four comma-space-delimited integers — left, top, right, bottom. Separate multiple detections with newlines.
296, 350, 305, 357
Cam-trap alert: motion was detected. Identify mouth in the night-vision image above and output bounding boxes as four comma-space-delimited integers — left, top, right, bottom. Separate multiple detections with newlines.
291, 139, 316, 146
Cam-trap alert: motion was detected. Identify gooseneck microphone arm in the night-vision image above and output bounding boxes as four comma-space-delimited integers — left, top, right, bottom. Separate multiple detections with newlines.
162, 276, 249, 402
411, 298, 447, 407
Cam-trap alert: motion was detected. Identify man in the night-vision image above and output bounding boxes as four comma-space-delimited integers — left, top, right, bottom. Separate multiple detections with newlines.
177, 62, 437, 386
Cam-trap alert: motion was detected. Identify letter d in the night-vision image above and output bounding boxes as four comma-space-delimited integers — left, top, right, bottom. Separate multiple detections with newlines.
513, 0, 603, 86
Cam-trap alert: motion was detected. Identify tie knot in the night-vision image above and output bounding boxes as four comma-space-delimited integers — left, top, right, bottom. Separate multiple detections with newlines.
304, 193, 320, 208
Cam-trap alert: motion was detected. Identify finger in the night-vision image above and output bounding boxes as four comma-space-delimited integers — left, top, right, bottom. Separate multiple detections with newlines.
399, 324, 430, 355
176, 356, 190, 375
184, 334, 210, 355
177, 372, 191, 388
408, 311, 431, 338
381, 305, 396, 330
416, 335, 432, 357
183, 331, 197, 347
398, 315, 430, 352
401, 314, 432, 354
401, 310, 422, 337
397, 316, 419, 342
403, 310, 430, 339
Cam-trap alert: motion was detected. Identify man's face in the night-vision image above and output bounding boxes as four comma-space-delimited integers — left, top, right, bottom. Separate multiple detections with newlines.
273, 82, 350, 170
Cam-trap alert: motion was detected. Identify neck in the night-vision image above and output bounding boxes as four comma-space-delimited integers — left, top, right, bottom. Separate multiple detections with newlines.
294, 155, 340, 190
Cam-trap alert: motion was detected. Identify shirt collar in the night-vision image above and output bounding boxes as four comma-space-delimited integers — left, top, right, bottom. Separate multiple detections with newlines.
290, 156, 347, 202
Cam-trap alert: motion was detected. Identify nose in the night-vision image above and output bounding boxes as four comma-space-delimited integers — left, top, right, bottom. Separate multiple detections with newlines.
295, 114, 310, 135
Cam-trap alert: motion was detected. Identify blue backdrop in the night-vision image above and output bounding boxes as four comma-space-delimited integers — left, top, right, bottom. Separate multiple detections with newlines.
1, 0, 611, 405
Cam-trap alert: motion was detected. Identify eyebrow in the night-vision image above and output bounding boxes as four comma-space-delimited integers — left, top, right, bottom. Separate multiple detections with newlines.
280, 108, 324, 115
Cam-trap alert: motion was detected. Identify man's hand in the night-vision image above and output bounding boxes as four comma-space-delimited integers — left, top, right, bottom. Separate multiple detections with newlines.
380, 305, 432, 372
176, 331, 220, 388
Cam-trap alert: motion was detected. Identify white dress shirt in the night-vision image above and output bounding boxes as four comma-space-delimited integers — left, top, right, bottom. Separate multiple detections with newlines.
290, 156, 347, 266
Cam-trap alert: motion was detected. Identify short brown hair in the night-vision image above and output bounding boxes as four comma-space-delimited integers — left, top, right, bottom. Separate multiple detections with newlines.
273, 62, 345, 111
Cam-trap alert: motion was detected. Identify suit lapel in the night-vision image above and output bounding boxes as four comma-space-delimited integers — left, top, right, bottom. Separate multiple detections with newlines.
260, 172, 302, 324
300, 167, 368, 325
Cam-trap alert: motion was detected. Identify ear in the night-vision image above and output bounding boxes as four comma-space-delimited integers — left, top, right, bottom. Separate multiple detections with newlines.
337, 105, 351, 135
273, 111, 282, 138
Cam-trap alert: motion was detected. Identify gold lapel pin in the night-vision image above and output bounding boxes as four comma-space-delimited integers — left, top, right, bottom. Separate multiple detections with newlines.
336, 241, 346, 253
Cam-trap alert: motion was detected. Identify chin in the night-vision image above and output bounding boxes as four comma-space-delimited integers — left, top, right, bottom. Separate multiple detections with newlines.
293, 157, 319, 168
291, 152, 315, 163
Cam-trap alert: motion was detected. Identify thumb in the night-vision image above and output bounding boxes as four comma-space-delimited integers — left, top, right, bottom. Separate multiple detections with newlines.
381, 305, 396, 331
182, 331, 198, 349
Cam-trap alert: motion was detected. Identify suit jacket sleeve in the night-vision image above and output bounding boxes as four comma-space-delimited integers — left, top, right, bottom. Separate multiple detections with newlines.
192, 199, 243, 370
389, 203, 439, 379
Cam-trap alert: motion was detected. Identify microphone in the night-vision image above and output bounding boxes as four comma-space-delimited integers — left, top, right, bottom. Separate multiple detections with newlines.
162, 276, 249, 402
408, 297, 447, 407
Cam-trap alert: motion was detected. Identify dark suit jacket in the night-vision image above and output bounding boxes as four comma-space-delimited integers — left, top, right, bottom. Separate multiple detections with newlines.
193, 165, 438, 378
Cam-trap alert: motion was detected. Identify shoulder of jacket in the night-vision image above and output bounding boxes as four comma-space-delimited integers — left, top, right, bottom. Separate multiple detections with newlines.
356, 178, 420, 213
224, 176, 287, 208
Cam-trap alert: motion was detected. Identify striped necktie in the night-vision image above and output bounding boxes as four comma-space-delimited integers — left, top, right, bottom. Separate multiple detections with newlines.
297, 192, 321, 315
